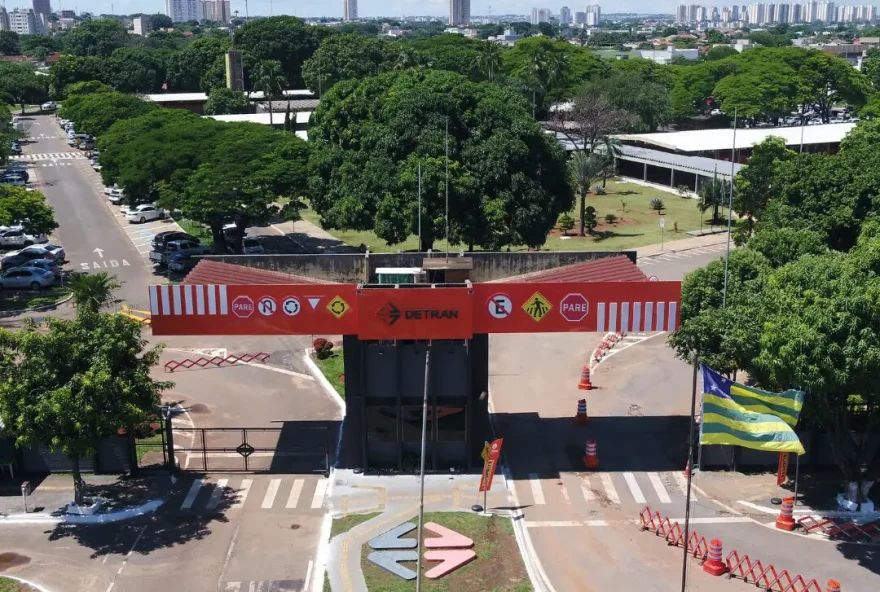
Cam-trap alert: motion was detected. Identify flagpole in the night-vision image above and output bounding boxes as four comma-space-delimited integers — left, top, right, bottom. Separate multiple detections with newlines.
681, 355, 700, 592
722, 107, 737, 309
416, 346, 431, 592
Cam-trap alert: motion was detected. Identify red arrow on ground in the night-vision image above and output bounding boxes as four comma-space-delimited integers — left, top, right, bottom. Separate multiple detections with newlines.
424, 549, 477, 579
423, 522, 474, 549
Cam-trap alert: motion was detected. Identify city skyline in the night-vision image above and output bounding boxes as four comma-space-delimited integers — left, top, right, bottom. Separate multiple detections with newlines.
676, 2, 878, 24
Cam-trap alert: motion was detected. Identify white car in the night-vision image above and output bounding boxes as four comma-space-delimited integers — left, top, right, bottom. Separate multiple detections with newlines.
126, 204, 165, 224
0, 227, 48, 248
242, 237, 265, 254
41, 101, 57, 111
108, 188, 125, 204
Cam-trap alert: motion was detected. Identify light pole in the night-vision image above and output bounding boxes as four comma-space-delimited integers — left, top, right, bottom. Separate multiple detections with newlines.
415, 346, 431, 592
158, 405, 177, 484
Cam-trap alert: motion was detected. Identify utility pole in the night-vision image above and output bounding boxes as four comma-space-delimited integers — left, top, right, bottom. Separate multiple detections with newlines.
722, 107, 737, 309
445, 117, 449, 263
415, 347, 431, 592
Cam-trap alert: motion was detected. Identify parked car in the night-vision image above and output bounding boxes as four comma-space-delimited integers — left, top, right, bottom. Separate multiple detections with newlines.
10, 141, 21, 155
41, 101, 57, 111
168, 253, 198, 272
126, 204, 165, 223
1, 174, 26, 187
2, 248, 55, 270
39, 244, 66, 261
149, 239, 210, 266
108, 188, 124, 204
0, 267, 54, 290
242, 237, 265, 254
14, 258, 61, 278
4, 168, 29, 183
0, 227, 47, 248
151, 230, 200, 252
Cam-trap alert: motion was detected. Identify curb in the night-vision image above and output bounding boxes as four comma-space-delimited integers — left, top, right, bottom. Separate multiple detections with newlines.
0, 575, 54, 592
303, 348, 346, 415
0, 293, 73, 316
637, 238, 730, 261
0, 498, 165, 526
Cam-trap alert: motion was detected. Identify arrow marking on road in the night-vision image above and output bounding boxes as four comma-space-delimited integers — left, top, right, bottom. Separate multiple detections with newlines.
367, 551, 418, 580
93, 247, 104, 258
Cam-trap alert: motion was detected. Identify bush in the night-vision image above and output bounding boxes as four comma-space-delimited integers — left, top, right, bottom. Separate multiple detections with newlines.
558, 212, 575, 235
650, 198, 665, 214
313, 338, 334, 360
584, 206, 598, 234
619, 199, 628, 212
593, 185, 607, 195
604, 213, 618, 224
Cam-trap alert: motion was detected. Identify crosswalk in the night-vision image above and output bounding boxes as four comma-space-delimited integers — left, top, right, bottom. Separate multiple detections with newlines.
223, 580, 302, 591
638, 244, 728, 266
516, 471, 694, 510
178, 477, 328, 513
18, 152, 86, 160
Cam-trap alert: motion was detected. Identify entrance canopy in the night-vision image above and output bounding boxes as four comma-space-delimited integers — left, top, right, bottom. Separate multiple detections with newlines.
148, 281, 682, 339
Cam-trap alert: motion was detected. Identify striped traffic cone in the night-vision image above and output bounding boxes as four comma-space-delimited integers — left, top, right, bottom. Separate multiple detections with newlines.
577, 366, 593, 390
702, 539, 727, 576
575, 399, 589, 425
583, 440, 599, 469
775, 496, 796, 531
826, 579, 841, 592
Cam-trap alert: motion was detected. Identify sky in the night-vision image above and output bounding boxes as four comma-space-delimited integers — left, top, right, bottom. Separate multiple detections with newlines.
15, 1, 678, 19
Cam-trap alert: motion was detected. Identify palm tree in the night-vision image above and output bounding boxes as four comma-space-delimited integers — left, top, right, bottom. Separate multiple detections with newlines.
594, 135, 623, 187
568, 152, 605, 236
476, 42, 503, 82
254, 60, 287, 127
697, 173, 729, 226
68, 272, 121, 315
524, 49, 550, 118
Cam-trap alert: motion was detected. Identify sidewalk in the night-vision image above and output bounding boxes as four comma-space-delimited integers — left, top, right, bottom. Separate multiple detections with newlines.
635, 230, 731, 259
255, 217, 359, 255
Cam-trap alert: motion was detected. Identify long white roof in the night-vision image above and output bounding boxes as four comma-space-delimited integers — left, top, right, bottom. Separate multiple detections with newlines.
205, 112, 311, 125
144, 89, 315, 103
616, 123, 856, 153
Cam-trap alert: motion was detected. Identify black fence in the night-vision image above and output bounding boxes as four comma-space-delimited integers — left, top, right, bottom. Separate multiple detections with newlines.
172, 426, 332, 475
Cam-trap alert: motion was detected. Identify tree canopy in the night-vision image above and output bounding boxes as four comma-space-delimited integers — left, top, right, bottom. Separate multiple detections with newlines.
307, 69, 572, 251
0, 185, 58, 237
302, 34, 408, 94
0, 62, 48, 113
232, 16, 324, 89
204, 87, 250, 115
59, 88, 158, 137
62, 19, 131, 58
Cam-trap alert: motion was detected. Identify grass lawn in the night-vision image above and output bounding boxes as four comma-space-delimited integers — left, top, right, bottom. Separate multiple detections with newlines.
135, 432, 164, 462
330, 512, 381, 538
361, 512, 531, 592
300, 180, 720, 254
543, 180, 726, 251
314, 351, 345, 399
0, 288, 70, 312
177, 219, 214, 245
0, 576, 34, 592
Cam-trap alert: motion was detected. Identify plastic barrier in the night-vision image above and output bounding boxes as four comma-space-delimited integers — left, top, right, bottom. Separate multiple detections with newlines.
826, 578, 841, 592
118, 305, 151, 325
703, 539, 727, 576
164, 352, 270, 373
725, 549, 825, 591
798, 516, 880, 542
583, 440, 599, 469
637, 506, 706, 560
776, 496, 796, 531
575, 399, 589, 425
578, 366, 593, 391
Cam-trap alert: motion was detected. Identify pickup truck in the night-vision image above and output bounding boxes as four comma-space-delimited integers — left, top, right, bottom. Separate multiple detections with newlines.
149, 239, 211, 266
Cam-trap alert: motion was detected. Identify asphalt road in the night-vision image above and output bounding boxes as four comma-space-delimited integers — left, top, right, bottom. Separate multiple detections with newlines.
18, 114, 155, 308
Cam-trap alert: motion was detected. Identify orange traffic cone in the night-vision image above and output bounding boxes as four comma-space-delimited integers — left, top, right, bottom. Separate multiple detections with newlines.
684, 459, 691, 477
826, 579, 841, 592
578, 366, 593, 390
575, 399, 588, 426
703, 539, 727, 576
775, 496, 796, 531
583, 440, 599, 469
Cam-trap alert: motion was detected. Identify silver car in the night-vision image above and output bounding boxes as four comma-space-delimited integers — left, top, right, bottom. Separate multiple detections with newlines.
0, 267, 55, 290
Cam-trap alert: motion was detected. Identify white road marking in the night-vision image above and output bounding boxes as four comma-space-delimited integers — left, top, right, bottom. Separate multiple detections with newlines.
180, 479, 204, 510
311, 479, 328, 509
600, 473, 620, 504
225, 584, 241, 592
262, 478, 281, 509
623, 472, 646, 504
287, 479, 304, 508
580, 475, 595, 502
673, 472, 696, 501
648, 472, 672, 504
217, 523, 242, 591
528, 474, 545, 505
233, 479, 253, 509
207, 478, 228, 509
524, 517, 751, 528
242, 362, 315, 381
104, 525, 146, 592
304, 560, 314, 592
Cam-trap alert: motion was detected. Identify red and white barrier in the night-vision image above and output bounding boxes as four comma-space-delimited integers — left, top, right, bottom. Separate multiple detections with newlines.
164, 352, 270, 373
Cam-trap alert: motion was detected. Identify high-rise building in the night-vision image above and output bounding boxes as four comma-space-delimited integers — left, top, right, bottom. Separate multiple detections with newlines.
574, 11, 586, 25
747, 2, 765, 24
695, 5, 707, 21
32, 0, 51, 18
676, 4, 688, 22
0, 7, 8, 31
200, 0, 231, 22
585, 4, 600, 26
343, 0, 357, 21
817, 1, 836, 22
805, 1, 819, 21
132, 15, 151, 36
8, 8, 38, 34
449, 0, 470, 25
560, 6, 571, 24
56, 9, 75, 18
732, 4, 740, 19
166, 0, 199, 23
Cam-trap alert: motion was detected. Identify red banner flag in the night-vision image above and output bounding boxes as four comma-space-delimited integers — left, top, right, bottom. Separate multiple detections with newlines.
479, 438, 504, 493
777, 452, 790, 486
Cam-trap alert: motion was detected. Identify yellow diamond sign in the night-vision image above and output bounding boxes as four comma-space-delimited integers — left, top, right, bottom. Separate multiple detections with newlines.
327, 295, 350, 319
522, 292, 552, 322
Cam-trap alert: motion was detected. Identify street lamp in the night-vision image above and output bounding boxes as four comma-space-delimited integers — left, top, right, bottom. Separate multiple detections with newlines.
157, 405, 177, 484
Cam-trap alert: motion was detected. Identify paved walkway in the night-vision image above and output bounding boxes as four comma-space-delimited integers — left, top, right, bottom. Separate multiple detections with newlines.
635, 231, 731, 259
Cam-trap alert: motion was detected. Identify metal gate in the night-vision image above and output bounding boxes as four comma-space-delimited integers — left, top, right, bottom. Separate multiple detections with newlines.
172, 426, 331, 474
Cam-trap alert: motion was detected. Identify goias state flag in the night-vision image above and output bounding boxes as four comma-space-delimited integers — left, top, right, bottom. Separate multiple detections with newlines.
700, 365, 805, 455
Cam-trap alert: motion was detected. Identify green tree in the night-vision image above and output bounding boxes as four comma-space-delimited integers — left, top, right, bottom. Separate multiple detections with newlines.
705, 45, 738, 61
0, 185, 59, 236
62, 19, 130, 57
233, 16, 322, 88
502, 36, 607, 99
307, 69, 572, 251
712, 61, 798, 122
795, 50, 871, 122
568, 151, 604, 236
67, 272, 120, 314
253, 60, 287, 127
0, 30, 21, 55
59, 90, 158, 137
705, 29, 727, 44
601, 72, 671, 132
558, 212, 575, 235
697, 175, 729, 224
406, 34, 485, 80
0, 109, 13, 165
861, 47, 880, 89
301, 34, 404, 94
748, 31, 792, 47
204, 87, 250, 115
164, 35, 231, 92
476, 42, 503, 82
20, 34, 59, 57
733, 136, 795, 230
149, 13, 174, 30
101, 47, 169, 93
747, 226, 827, 267
0, 305, 170, 505
583, 205, 598, 234
48, 55, 104, 97
0, 62, 48, 114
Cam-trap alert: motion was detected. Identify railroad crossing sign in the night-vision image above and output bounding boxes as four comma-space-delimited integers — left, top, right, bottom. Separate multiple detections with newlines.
231, 295, 254, 318
559, 293, 590, 322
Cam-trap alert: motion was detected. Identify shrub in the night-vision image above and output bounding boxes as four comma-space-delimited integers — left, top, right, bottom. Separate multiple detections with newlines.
313, 338, 334, 360
593, 185, 607, 195
673, 221, 679, 233
604, 213, 618, 224
650, 198, 665, 214
584, 206, 598, 234
619, 199, 628, 212
676, 184, 691, 198
558, 212, 575, 235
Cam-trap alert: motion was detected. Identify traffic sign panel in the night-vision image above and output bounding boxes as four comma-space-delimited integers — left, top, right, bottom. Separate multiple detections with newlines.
560, 293, 590, 322
231, 296, 254, 318
258, 296, 277, 316
487, 294, 512, 319
282, 296, 301, 316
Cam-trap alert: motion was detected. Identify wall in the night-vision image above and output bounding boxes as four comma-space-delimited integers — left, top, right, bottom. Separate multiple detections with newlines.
206, 250, 635, 284
1, 437, 132, 475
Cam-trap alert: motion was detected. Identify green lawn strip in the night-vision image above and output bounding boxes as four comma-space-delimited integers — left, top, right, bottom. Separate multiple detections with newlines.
0, 288, 70, 312
314, 351, 345, 399
300, 180, 714, 254
0, 577, 26, 592
135, 432, 164, 462
361, 512, 531, 592
330, 512, 381, 539
177, 218, 214, 245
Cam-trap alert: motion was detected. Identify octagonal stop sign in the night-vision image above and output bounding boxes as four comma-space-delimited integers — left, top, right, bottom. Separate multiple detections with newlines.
232, 295, 255, 318
560, 293, 590, 322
